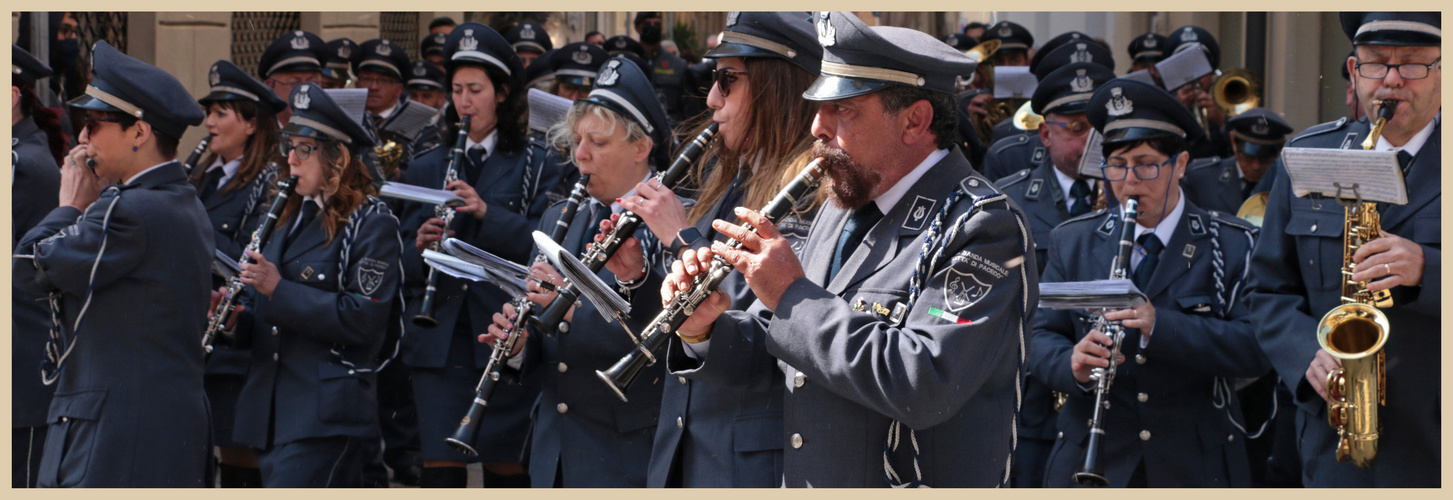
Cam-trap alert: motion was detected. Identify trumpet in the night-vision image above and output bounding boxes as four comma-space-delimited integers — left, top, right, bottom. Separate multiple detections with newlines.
203, 175, 299, 353
1211, 68, 1262, 118
1073, 195, 1139, 487
529, 123, 719, 336
445, 174, 591, 456
413, 114, 471, 328
597, 159, 826, 402
183, 135, 214, 176
1316, 98, 1395, 468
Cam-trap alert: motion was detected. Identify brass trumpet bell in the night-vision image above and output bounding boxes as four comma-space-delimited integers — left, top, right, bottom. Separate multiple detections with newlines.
1012, 100, 1043, 131
1212, 68, 1262, 118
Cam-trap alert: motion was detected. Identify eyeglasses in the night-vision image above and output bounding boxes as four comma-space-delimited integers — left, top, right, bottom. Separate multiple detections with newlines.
1355, 57, 1441, 80
356, 76, 401, 87
280, 141, 320, 161
1100, 158, 1175, 181
1045, 120, 1093, 136
712, 68, 748, 98
267, 77, 316, 90
81, 114, 123, 132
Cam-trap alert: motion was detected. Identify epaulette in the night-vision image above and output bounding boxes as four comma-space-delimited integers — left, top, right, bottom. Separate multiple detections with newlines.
1059, 207, 1109, 227
1186, 156, 1223, 171
994, 168, 1032, 189
987, 133, 1030, 155
958, 174, 1000, 197
1289, 116, 1351, 144
1206, 210, 1258, 234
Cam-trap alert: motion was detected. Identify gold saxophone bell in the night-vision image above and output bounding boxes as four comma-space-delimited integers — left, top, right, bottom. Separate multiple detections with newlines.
375, 140, 404, 180
1212, 68, 1262, 118
1235, 192, 1270, 227
1012, 100, 1043, 131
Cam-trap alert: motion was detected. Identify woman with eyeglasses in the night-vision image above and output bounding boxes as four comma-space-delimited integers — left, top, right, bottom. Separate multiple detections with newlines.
607, 12, 826, 488
225, 83, 403, 487
396, 23, 564, 489
1027, 78, 1269, 488
191, 59, 290, 488
484, 55, 675, 488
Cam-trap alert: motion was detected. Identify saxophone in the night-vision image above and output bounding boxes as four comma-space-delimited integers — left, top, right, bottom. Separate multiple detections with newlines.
1315, 99, 1395, 468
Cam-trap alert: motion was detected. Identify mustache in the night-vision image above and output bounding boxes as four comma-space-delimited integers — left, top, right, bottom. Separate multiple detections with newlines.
813, 140, 881, 210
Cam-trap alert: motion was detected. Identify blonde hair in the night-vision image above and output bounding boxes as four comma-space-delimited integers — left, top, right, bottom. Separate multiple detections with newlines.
546, 101, 652, 163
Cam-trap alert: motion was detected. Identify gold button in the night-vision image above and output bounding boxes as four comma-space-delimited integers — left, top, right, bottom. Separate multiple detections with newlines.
790, 433, 803, 449
794, 372, 806, 388
1137, 393, 1148, 403
676, 416, 684, 429
558, 362, 568, 373
1140, 430, 1151, 441
556, 403, 568, 414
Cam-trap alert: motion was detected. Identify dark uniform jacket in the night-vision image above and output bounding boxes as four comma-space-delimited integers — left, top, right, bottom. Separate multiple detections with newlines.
1247, 116, 1441, 487
14, 161, 213, 487
674, 149, 1037, 487
396, 136, 562, 462
1032, 201, 1266, 487
198, 160, 278, 377
981, 132, 1048, 182
233, 197, 403, 448
648, 49, 690, 125
1181, 156, 1275, 215
12, 117, 61, 429
520, 197, 668, 487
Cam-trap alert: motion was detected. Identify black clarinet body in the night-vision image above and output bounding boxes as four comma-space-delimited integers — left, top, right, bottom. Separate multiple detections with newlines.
183, 135, 213, 175
413, 115, 472, 328
596, 159, 825, 402
202, 175, 300, 353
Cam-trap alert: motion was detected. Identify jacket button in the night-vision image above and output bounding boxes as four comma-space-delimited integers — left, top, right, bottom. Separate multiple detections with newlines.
1137, 392, 1148, 403
558, 362, 568, 373
1228, 434, 1235, 442
794, 372, 806, 388
676, 416, 684, 429
272, 326, 279, 336
222, 223, 230, 230
1311, 223, 1318, 232
461, 284, 469, 291
1135, 354, 1146, 365
1140, 430, 1151, 441
790, 433, 803, 449
1057, 432, 1064, 440
272, 353, 279, 361
60, 417, 68, 423
556, 403, 568, 414
678, 376, 687, 385
348, 369, 356, 375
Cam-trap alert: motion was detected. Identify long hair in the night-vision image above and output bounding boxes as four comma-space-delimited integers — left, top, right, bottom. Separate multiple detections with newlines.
191, 100, 284, 195
273, 140, 378, 244
684, 57, 821, 225
440, 61, 528, 155
12, 75, 71, 164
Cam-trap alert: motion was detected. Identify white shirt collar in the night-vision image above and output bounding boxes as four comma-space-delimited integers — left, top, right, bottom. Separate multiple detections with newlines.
589, 172, 654, 216
465, 130, 499, 158
1051, 166, 1090, 210
124, 161, 173, 185
872, 148, 949, 215
1128, 192, 1185, 248
204, 155, 245, 187
375, 102, 400, 121
1374, 111, 1440, 157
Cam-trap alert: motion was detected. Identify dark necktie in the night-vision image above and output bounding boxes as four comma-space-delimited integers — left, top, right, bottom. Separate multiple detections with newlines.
1242, 181, 1255, 200
1068, 179, 1093, 217
198, 168, 226, 200
465, 145, 487, 186
1132, 233, 1163, 290
286, 201, 321, 250
830, 204, 883, 281
1397, 150, 1413, 174
578, 203, 613, 255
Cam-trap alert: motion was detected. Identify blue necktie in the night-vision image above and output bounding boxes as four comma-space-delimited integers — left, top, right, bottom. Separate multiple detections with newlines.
465, 146, 487, 186
1069, 179, 1093, 217
830, 205, 883, 281
1133, 233, 1163, 290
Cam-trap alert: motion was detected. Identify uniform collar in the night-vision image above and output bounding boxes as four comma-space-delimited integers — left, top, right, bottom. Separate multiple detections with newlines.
873, 148, 948, 215
12, 115, 41, 138
1127, 191, 1185, 246
1051, 165, 1081, 206
589, 171, 653, 215
375, 101, 400, 120
1374, 111, 1440, 156
125, 161, 174, 185
205, 155, 246, 185
465, 129, 499, 156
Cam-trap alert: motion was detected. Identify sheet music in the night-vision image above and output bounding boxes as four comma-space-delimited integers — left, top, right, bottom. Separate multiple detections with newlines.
532, 231, 631, 320
1077, 130, 1105, 179
423, 250, 529, 299
993, 66, 1038, 99
323, 88, 370, 126
1281, 147, 1408, 205
528, 88, 574, 134
441, 238, 531, 278
1039, 279, 1148, 309
212, 249, 241, 280
380, 182, 465, 207
1155, 45, 1213, 91
1121, 69, 1159, 87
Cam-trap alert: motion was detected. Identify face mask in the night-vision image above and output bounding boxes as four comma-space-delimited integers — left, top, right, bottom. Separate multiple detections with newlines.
51, 38, 80, 73
639, 24, 662, 46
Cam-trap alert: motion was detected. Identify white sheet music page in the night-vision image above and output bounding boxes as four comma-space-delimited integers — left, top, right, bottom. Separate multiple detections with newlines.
1280, 147, 1408, 205
993, 66, 1038, 99
1077, 130, 1105, 179
528, 88, 573, 134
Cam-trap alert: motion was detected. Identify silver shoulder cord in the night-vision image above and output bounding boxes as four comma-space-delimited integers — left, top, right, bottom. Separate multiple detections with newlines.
41, 186, 124, 385
1208, 221, 1273, 439
328, 196, 406, 373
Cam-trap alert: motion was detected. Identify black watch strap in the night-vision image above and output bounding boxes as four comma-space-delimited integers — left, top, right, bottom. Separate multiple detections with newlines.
669, 227, 703, 255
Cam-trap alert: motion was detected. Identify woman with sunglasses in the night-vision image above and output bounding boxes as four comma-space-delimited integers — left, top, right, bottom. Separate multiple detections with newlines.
485, 55, 675, 488
192, 59, 289, 488
605, 12, 826, 488
226, 83, 403, 487
396, 23, 564, 489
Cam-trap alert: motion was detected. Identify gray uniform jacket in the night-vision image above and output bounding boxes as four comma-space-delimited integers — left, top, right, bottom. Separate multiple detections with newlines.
1246, 116, 1441, 487
1180, 157, 1275, 215
14, 161, 214, 487
980, 132, 1047, 182
12, 117, 61, 429
671, 149, 1037, 487
1031, 202, 1267, 487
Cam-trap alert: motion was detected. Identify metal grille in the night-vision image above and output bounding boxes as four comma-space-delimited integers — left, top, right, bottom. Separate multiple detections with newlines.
232, 12, 302, 79
379, 12, 421, 60
75, 12, 128, 55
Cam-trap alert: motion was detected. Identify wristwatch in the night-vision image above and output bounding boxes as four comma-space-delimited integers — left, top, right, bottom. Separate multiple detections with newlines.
668, 227, 703, 255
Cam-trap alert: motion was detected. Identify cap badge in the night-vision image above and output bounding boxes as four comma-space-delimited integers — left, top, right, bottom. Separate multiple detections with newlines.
1071, 69, 1093, 93
377, 42, 392, 57
1072, 33, 1082, 40
520, 25, 536, 40
1144, 36, 1158, 48
339, 44, 352, 59
572, 47, 593, 65
208, 66, 221, 87
1251, 118, 1269, 136
1071, 43, 1092, 63
816, 12, 836, 47
1106, 87, 1133, 117
614, 38, 627, 49
726, 11, 740, 27
293, 87, 311, 110
413, 65, 427, 76
291, 34, 310, 50
998, 24, 1013, 38
459, 31, 480, 53
1183, 27, 1198, 42
597, 60, 621, 86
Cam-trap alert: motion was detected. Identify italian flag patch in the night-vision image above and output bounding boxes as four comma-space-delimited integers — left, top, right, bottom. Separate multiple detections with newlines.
927, 307, 985, 325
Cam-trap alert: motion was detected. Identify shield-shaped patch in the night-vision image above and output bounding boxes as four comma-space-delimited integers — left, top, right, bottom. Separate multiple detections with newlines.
356, 258, 390, 296
943, 267, 992, 313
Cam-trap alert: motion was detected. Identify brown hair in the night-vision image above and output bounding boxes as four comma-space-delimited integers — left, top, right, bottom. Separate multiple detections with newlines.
191, 100, 285, 195
12, 76, 71, 165
684, 57, 821, 225
274, 139, 378, 244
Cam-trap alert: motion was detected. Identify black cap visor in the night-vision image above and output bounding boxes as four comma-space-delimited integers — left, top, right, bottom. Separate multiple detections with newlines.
803, 74, 892, 101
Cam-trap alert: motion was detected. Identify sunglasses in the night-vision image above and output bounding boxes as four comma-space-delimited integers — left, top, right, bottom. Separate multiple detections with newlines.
712, 68, 748, 98
81, 114, 124, 132
1044, 120, 1093, 136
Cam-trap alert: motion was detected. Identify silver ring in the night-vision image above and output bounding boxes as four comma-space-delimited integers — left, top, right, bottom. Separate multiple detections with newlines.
1385, 263, 1392, 275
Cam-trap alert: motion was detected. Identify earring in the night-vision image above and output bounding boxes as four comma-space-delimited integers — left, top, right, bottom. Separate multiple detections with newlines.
132, 146, 139, 152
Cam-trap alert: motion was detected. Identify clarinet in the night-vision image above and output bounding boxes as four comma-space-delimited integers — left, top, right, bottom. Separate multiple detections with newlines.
202, 175, 300, 353
413, 114, 472, 328
597, 159, 825, 401
445, 174, 591, 456
1073, 195, 1140, 487
529, 122, 719, 336
183, 135, 214, 175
